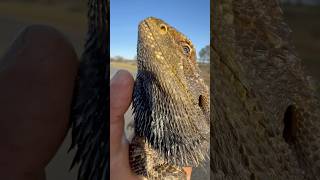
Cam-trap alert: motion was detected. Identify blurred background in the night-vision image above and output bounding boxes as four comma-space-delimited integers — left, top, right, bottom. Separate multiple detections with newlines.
0, 1, 86, 179
280, 0, 320, 94
0, 0, 319, 179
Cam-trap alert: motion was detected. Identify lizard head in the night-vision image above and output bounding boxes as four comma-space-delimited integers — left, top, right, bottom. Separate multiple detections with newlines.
137, 17, 210, 120
133, 17, 209, 167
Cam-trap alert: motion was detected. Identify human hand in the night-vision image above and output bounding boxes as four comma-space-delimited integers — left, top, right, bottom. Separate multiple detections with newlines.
110, 70, 139, 180
109, 70, 192, 180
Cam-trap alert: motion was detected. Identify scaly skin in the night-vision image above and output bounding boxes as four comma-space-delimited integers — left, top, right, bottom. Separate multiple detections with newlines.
211, 0, 320, 179
131, 17, 210, 179
70, 0, 109, 180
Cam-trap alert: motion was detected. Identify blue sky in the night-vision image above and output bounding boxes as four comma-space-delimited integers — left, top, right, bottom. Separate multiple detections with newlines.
110, 0, 210, 59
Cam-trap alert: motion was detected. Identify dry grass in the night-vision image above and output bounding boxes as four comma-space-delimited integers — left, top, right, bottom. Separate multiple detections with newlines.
199, 63, 210, 86
0, 1, 86, 31
111, 60, 137, 73
111, 60, 210, 86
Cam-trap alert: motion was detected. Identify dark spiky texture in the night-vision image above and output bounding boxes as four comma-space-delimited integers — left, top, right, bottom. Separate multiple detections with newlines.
129, 136, 187, 179
131, 17, 210, 179
69, 0, 109, 180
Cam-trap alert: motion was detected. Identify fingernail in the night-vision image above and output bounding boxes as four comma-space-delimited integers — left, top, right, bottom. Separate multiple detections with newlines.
111, 70, 133, 85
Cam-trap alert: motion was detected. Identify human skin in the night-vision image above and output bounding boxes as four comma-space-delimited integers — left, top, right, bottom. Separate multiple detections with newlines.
0, 25, 78, 180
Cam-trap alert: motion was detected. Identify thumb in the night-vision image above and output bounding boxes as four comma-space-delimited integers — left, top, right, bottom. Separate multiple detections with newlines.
110, 70, 134, 154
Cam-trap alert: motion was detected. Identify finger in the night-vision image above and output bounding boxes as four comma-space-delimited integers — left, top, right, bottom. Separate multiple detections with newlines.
110, 70, 134, 154
0, 25, 78, 178
110, 70, 136, 180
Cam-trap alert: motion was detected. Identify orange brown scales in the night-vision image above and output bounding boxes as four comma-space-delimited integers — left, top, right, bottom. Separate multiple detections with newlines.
131, 17, 210, 179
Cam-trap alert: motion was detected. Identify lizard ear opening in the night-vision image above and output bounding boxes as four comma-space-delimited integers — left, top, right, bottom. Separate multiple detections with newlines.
198, 95, 204, 107
283, 105, 299, 144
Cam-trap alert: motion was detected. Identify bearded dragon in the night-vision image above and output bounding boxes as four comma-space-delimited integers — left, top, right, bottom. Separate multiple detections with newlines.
130, 17, 210, 179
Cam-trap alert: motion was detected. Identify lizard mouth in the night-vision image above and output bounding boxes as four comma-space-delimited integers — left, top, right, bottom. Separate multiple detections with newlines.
138, 18, 182, 72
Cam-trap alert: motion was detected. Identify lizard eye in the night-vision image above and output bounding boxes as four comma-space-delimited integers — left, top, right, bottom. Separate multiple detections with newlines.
159, 24, 167, 33
181, 43, 192, 56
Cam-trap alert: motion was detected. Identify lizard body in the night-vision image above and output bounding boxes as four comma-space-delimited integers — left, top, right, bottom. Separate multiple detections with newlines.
131, 17, 210, 179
